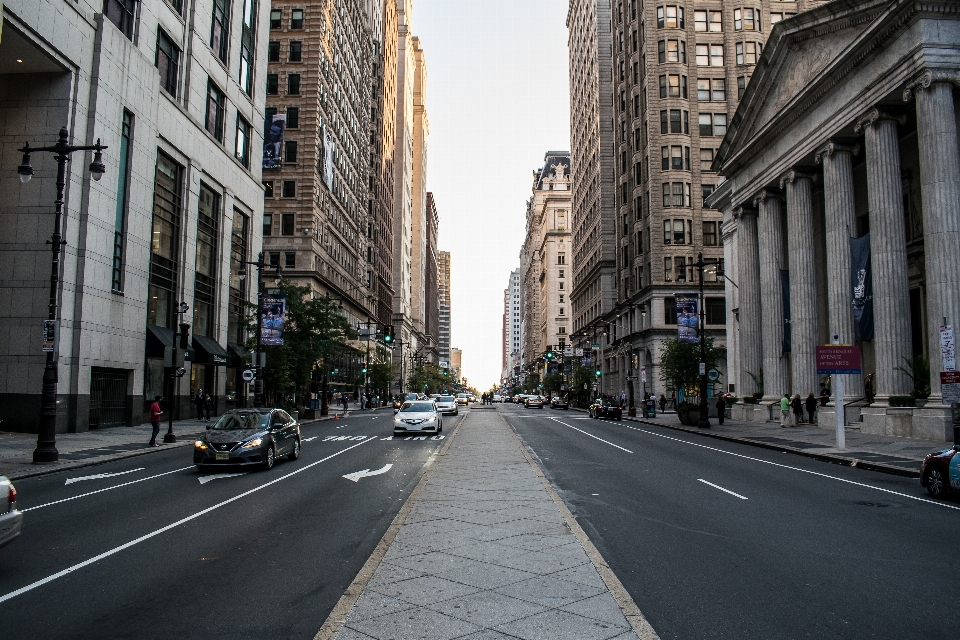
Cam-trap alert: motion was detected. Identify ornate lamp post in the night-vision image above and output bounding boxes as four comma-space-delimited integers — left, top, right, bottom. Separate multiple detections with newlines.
694, 252, 711, 429
17, 127, 107, 463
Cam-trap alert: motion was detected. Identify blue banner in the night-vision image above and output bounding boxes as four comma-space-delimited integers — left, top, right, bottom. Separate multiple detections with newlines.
263, 114, 285, 171
675, 293, 699, 344
850, 233, 874, 341
780, 269, 791, 354
260, 293, 286, 346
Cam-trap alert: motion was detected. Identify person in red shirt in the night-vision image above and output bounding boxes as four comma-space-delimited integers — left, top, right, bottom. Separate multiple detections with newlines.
149, 395, 163, 447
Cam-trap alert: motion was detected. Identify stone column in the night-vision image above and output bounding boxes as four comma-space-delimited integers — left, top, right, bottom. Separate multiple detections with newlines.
754, 189, 789, 400
815, 141, 864, 397
905, 72, 960, 401
855, 109, 913, 401
781, 171, 819, 397
735, 205, 762, 397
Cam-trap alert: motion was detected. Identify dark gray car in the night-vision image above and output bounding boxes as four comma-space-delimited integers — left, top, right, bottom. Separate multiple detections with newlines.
194, 408, 300, 471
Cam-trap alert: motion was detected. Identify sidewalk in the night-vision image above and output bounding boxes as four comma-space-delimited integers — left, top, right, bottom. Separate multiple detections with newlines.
318, 407, 658, 640
0, 405, 385, 481
615, 409, 946, 478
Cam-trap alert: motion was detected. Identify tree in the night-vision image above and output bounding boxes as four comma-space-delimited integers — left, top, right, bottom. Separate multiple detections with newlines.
541, 372, 561, 396
570, 363, 594, 402
408, 363, 450, 395
658, 336, 725, 399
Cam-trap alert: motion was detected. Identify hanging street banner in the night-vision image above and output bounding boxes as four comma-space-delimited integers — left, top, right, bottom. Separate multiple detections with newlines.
321, 125, 335, 189
260, 293, 287, 346
850, 232, 875, 341
940, 371, 960, 404
780, 269, 792, 354
675, 293, 699, 344
263, 114, 286, 171
816, 346, 862, 375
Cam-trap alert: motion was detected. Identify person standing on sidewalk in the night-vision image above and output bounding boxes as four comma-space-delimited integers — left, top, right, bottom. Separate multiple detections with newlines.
791, 393, 803, 426
716, 396, 726, 425
195, 389, 205, 422
149, 396, 163, 447
805, 392, 818, 424
780, 394, 791, 427
204, 393, 213, 422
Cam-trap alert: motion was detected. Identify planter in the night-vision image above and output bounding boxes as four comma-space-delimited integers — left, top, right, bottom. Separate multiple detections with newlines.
678, 409, 701, 426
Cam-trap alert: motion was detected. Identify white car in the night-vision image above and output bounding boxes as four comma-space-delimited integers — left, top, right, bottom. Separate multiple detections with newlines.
434, 395, 459, 415
456, 393, 470, 405
393, 401, 443, 436
492, 394, 503, 403
0, 476, 22, 549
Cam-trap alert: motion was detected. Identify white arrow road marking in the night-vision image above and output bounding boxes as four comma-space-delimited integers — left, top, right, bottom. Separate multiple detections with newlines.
198, 473, 248, 485
343, 463, 393, 482
25, 467, 194, 512
65, 468, 145, 485
302, 436, 318, 442
698, 479, 748, 500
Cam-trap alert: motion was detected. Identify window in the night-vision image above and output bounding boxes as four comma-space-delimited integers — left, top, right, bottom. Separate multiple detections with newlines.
266, 74, 279, 94
657, 5, 684, 28
700, 78, 725, 101
269, 252, 280, 267
205, 80, 225, 141
634, 161, 642, 183
700, 148, 715, 172
559, 269, 565, 278
105, 0, 137, 40
287, 73, 300, 94
228, 211, 249, 343
268, 41, 280, 62
737, 76, 747, 99
148, 153, 183, 328
270, 8, 281, 28
736, 41, 760, 65
676, 256, 690, 282
112, 111, 133, 293
771, 12, 795, 25
694, 10, 722, 32
660, 110, 668, 133
289, 41, 302, 62
281, 213, 294, 235
670, 109, 682, 133
658, 39, 686, 63
263, 181, 274, 197
194, 184, 220, 338
263, 213, 273, 236
156, 29, 180, 96
285, 252, 296, 268
663, 219, 672, 244
239, 0, 256, 94
235, 114, 251, 167
662, 183, 671, 207
284, 140, 297, 163
282, 180, 296, 197
703, 221, 718, 246
633, 62, 640, 84
557, 253, 566, 265
291, 8, 304, 28
285, 106, 299, 128
734, 8, 758, 31
706, 297, 726, 324
696, 44, 724, 67
699, 113, 727, 136
659, 74, 687, 98
211, 0, 230, 63
664, 258, 673, 282
702, 184, 716, 203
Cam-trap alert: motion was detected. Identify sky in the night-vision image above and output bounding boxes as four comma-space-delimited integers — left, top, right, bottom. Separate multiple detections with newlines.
414, 0, 570, 390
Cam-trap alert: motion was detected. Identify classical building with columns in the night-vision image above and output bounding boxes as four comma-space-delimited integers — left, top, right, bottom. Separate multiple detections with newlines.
709, 0, 959, 441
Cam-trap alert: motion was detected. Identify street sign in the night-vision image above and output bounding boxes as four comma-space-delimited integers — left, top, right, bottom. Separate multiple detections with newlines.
699, 362, 706, 375
816, 346, 862, 374
707, 369, 720, 381
941, 371, 960, 404
575, 348, 584, 356
42, 320, 57, 352
640, 366, 646, 383
563, 347, 573, 356
940, 325, 956, 371
242, 369, 255, 383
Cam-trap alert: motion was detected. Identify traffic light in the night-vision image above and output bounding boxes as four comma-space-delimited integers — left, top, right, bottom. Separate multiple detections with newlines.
179, 323, 190, 349
361, 367, 367, 374
384, 325, 394, 343
545, 349, 554, 360
595, 368, 602, 377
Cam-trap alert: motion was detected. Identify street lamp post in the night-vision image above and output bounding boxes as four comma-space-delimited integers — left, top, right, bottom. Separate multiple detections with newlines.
238, 252, 281, 408
695, 252, 710, 429
17, 127, 107, 463
165, 303, 190, 443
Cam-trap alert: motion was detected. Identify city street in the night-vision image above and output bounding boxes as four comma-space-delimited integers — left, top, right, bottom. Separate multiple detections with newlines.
0, 409, 464, 640
500, 405, 959, 640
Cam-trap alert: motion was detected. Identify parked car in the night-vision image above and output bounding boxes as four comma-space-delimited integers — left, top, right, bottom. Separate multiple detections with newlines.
456, 393, 470, 405
920, 445, 960, 498
589, 399, 623, 420
550, 396, 569, 409
0, 476, 22, 549
394, 401, 443, 436
434, 395, 459, 416
525, 395, 544, 409
492, 394, 503, 403
194, 408, 300, 471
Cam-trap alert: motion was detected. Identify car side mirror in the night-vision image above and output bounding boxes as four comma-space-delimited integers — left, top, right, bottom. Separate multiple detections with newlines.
206, 425, 211, 430
394, 409, 399, 414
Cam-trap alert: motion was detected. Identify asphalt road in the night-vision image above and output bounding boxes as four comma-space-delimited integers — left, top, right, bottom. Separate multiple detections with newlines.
500, 404, 959, 640
0, 408, 464, 640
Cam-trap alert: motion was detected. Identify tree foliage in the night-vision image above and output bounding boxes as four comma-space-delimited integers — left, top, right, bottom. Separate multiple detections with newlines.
408, 363, 455, 395
658, 336, 725, 398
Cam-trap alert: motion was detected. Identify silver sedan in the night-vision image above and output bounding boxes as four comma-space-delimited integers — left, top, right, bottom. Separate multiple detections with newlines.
393, 401, 443, 436
434, 395, 459, 415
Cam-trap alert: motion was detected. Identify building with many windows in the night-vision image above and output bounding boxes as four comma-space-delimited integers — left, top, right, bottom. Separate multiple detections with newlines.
0, 0, 269, 432
502, 269, 522, 381
438, 251, 452, 365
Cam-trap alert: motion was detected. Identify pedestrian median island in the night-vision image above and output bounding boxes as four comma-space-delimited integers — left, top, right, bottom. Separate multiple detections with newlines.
316, 407, 660, 640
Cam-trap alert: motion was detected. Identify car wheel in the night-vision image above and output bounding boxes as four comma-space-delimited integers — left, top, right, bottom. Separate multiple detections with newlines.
925, 466, 946, 498
289, 438, 301, 460
262, 445, 276, 470
438, 422, 443, 433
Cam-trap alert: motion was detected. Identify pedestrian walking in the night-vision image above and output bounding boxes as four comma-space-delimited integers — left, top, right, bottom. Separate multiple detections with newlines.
780, 394, 790, 427
669, 390, 676, 410
342, 393, 349, 413
716, 396, 726, 425
149, 395, 163, 447
805, 392, 817, 424
195, 389, 205, 421
791, 393, 803, 426
204, 393, 213, 421
658, 394, 666, 413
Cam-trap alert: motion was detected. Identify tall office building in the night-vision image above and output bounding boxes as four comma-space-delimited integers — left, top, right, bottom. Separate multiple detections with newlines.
410, 37, 430, 338
502, 269, 522, 380
438, 251, 452, 364
424, 192, 440, 363
0, 0, 268, 432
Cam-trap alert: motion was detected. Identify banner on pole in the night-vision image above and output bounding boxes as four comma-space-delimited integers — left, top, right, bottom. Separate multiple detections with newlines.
675, 293, 699, 344
260, 293, 287, 346
780, 269, 791, 354
850, 233, 874, 341
816, 346, 862, 374
940, 325, 956, 372
262, 114, 286, 171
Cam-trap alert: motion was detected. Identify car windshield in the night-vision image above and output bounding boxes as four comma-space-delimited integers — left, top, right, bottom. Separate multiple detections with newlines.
457, 393, 468, 398
210, 412, 268, 430
437, 396, 454, 402
400, 402, 435, 413
404, 394, 419, 401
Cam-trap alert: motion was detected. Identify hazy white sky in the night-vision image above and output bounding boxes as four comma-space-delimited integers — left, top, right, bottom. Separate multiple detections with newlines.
414, 0, 570, 389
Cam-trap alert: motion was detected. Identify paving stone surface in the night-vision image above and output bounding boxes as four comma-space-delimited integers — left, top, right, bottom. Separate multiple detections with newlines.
333, 409, 642, 640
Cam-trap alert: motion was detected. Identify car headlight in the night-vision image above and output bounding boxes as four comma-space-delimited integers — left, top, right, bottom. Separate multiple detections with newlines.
394, 415, 403, 423
240, 438, 263, 449
194, 440, 207, 449
426, 416, 437, 422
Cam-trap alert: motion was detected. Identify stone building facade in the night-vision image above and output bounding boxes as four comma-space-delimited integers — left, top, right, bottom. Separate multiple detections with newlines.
709, 0, 960, 441
0, 0, 268, 432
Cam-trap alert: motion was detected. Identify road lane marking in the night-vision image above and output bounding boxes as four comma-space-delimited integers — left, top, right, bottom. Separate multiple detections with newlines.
343, 463, 393, 482
302, 436, 318, 442
65, 468, 145, 485
545, 418, 633, 453
198, 473, 248, 485
698, 479, 748, 500
628, 426, 960, 512
0, 437, 379, 604
23, 466, 195, 512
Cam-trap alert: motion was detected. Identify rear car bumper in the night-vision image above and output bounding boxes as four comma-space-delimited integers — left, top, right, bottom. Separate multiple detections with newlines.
0, 508, 23, 549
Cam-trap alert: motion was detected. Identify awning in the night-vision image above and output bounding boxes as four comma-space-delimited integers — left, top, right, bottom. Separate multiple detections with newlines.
146, 325, 195, 362
193, 335, 229, 366
227, 342, 249, 368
